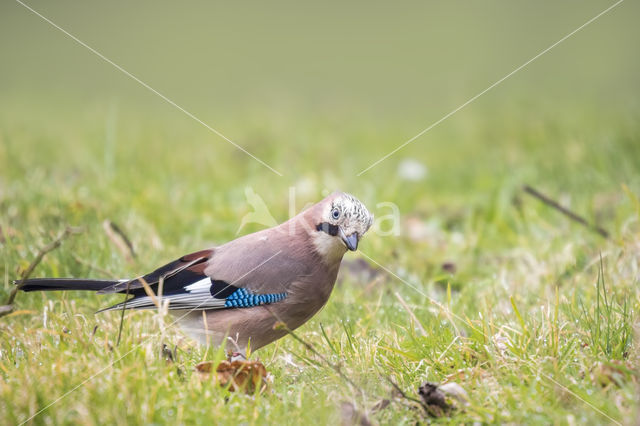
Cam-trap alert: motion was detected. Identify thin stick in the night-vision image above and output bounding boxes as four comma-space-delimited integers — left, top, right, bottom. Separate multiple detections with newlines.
385, 376, 438, 417
102, 220, 136, 261
116, 280, 131, 347
385, 376, 427, 408
522, 185, 609, 238
1, 226, 83, 318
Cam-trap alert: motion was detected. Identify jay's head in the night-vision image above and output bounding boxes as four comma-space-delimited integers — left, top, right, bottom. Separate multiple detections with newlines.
313, 192, 373, 253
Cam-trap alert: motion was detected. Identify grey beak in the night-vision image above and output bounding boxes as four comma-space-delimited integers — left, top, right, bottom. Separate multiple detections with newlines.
340, 230, 359, 251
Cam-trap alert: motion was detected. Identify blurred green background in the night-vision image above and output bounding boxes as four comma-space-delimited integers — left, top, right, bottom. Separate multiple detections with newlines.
1, 0, 639, 220
2, 0, 639, 245
2, 0, 639, 113
2, 0, 639, 185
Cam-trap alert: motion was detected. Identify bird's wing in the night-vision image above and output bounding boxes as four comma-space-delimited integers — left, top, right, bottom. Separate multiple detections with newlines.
203, 227, 312, 293
103, 227, 313, 311
98, 249, 213, 294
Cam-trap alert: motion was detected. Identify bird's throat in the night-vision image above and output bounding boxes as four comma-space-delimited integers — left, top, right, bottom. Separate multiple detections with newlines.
311, 231, 347, 264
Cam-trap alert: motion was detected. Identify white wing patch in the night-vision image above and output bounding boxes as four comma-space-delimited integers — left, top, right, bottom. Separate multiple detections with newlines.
108, 277, 228, 311
184, 278, 213, 293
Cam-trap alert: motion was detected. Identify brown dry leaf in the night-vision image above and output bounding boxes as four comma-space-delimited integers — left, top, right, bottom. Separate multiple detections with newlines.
195, 360, 214, 374
196, 359, 268, 394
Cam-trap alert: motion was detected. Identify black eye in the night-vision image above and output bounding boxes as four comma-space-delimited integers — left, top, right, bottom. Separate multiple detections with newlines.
331, 208, 340, 219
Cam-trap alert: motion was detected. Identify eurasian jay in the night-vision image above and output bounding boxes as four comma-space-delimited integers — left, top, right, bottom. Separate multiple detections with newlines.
17, 192, 373, 353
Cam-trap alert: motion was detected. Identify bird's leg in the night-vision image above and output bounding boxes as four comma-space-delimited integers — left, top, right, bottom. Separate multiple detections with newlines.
228, 350, 247, 362
225, 333, 248, 361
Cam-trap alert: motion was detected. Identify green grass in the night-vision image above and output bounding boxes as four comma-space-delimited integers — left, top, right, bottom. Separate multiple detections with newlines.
0, 101, 638, 425
1, 1, 640, 423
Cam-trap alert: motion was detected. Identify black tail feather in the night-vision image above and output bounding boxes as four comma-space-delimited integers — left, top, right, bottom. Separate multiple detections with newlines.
15, 278, 122, 292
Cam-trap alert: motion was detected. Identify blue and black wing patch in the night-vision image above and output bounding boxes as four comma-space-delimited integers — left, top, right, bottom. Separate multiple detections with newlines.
105, 275, 287, 311
224, 288, 287, 308
100, 250, 287, 311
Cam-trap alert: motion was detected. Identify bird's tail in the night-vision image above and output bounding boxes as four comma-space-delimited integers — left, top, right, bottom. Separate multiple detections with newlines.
15, 278, 123, 293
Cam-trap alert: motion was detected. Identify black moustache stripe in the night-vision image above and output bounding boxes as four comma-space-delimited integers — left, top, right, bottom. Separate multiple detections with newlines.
316, 222, 339, 236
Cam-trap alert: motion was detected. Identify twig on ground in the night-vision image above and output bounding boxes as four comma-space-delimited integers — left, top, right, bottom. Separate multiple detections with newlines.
0, 226, 83, 318
384, 376, 442, 417
384, 376, 428, 410
522, 185, 609, 238
103, 220, 136, 261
